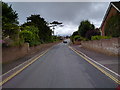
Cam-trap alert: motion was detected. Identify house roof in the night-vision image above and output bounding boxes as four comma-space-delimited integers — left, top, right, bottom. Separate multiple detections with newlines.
100, 1, 120, 29
111, 1, 120, 12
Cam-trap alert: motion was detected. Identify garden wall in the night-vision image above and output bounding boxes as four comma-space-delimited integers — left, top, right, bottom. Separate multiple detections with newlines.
81, 38, 120, 56
2, 42, 59, 63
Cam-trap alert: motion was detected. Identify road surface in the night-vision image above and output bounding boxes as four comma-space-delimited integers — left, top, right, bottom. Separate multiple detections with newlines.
3, 40, 118, 88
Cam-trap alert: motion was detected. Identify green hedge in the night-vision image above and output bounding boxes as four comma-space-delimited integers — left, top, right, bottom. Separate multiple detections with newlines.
91, 35, 111, 40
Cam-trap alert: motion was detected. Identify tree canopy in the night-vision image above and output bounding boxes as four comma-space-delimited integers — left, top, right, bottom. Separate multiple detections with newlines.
2, 2, 62, 47
2, 2, 19, 39
22, 14, 53, 43
78, 20, 95, 37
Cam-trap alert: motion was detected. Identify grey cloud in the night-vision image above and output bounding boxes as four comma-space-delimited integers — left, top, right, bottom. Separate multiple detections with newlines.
8, 2, 109, 35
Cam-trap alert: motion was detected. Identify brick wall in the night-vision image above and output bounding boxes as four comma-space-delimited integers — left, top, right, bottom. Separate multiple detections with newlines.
101, 6, 118, 36
81, 38, 120, 56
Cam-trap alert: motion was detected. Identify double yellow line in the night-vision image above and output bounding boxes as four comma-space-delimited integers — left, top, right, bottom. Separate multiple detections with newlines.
69, 46, 120, 85
1, 46, 119, 86
0, 49, 49, 86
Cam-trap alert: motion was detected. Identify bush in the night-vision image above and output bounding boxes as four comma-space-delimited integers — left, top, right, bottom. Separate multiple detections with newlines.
74, 35, 81, 41
85, 29, 100, 40
11, 38, 24, 46
91, 35, 111, 40
19, 30, 35, 46
70, 35, 87, 44
19, 30, 33, 43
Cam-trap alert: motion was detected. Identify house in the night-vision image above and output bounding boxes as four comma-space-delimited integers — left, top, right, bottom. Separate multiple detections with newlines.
100, 1, 120, 36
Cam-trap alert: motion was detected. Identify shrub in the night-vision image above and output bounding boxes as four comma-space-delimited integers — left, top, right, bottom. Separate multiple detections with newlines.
74, 35, 81, 41
85, 29, 100, 40
19, 30, 34, 46
19, 30, 33, 43
71, 35, 87, 42
11, 38, 24, 46
91, 35, 111, 40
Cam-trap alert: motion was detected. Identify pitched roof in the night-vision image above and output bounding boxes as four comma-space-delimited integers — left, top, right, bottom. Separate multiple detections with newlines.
111, 1, 120, 12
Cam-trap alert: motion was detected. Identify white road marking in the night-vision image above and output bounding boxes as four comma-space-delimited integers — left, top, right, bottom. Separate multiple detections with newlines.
70, 46, 120, 77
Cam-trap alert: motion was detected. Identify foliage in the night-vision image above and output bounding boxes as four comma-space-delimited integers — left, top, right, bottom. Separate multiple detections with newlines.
52, 35, 60, 42
21, 26, 39, 40
91, 35, 111, 40
2, 23, 19, 39
19, 30, 34, 46
78, 20, 95, 37
70, 34, 87, 44
2, 2, 18, 24
11, 38, 24, 46
2, 2, 61, 47
70, 31, 79, 43
73, 35, 81, 41
19, 30, 33, 42
50, 21, 63, 33
23, 14, 53, 43
85, 28, 100, 40
72, 31, 79, 36
74, 35, 87, 41
105, 14, 120, 37
2, 2, 19, 39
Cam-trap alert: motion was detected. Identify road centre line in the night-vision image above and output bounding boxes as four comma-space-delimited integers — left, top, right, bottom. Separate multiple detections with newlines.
69, 46, 120, 84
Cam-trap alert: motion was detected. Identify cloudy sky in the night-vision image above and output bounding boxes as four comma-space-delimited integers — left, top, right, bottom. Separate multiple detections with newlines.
6, 2, 110, 36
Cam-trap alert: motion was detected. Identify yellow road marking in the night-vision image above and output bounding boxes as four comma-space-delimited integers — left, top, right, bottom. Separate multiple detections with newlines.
69, 46, 120, 85
0, 49, 49, 86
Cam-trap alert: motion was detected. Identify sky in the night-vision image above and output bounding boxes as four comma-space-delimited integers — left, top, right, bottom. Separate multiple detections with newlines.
6, 1, 110, 36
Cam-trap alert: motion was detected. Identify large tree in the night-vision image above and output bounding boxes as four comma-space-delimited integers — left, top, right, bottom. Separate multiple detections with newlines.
50, 21, 63, 35
2, 2, 19, 39
78, 20, 95, 37
22, 14, 53, 43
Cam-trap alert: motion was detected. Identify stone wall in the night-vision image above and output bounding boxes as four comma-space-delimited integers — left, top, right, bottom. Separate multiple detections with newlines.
81, 38, 120, 56
2, 42, 59, 63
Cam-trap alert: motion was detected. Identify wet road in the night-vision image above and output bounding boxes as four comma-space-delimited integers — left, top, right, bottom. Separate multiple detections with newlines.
3, 41, 118, 88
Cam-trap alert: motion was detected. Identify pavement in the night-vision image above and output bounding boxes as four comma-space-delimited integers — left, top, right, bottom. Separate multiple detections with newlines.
2, 40, 118, 88
71, 44, 119, 75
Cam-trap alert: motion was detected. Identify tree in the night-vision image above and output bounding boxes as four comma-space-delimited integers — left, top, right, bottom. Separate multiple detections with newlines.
78, 20, 95, 37
23, 14, 53, 43
50, 21, 63, 35
72, 31, 79, 36
2, 23, 19, 39
2, 2, 19, 39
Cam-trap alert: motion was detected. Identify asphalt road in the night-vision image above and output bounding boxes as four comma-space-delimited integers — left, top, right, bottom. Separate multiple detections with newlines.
3, 41, 118, 88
